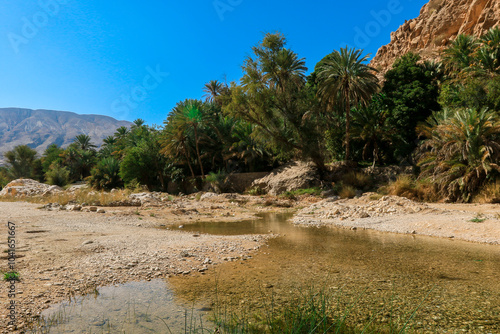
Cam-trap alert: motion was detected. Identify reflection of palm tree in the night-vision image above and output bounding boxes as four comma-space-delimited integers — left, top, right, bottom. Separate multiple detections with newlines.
317, 47, 379, 161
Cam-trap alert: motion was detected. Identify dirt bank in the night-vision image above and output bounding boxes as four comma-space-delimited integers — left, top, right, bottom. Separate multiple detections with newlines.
293, 193, 500, 244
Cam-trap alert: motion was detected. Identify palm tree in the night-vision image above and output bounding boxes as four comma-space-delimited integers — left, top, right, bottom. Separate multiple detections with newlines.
203, 80, 226, 103
161, 100, 207, 179
73, 134, 97, 151
418, 108, 500, 201
4, 145, 38, 179
114, 126, 129, 138
442, 34, 478, 73
477, 27, 500, 75
316, 47, 379, 161
351, 94, 393, 167
180, 101, 206, 178
132, 118, 146, 128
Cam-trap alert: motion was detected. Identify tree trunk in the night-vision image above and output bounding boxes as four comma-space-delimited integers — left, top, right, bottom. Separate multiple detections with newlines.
183, 140, 195, 179
345, 86, 351, 161
193, 126, 205, 179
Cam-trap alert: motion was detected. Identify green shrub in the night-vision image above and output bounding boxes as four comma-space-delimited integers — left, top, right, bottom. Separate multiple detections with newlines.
3, 271, 20, 281
45, 163, 71, 187
205, 170, 229, 193
87, 158, 123, 191
281, 187, 322, 199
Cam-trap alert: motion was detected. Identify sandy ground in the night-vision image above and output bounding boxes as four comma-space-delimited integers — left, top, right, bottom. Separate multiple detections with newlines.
0, 193, 499, 332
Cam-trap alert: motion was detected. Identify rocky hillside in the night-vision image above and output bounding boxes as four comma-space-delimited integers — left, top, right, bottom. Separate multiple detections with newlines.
0, 108, 131, 165
371, 0, 500, 74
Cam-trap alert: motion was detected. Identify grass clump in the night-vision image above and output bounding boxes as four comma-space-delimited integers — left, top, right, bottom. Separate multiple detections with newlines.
339, 185, 356, 199
248, 187, 266, 196
382, 176, 439, 202
281, 187, 322, 199
20, 188, 134, 206
474, 180, 500, 203
342, 172, 373, 190
470, 213, 486, 223
207, 286, 425, 334
3, 271, 20, 281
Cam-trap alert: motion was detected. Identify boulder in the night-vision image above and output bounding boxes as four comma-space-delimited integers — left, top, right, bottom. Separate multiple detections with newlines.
251, 161, 321, 195
0, 179, 63, 197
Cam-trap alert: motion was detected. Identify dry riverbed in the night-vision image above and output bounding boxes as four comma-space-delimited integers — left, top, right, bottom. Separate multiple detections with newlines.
0, 192, 499, 332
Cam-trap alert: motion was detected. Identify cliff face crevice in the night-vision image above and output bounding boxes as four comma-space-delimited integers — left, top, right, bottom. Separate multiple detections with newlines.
371, 0, 500, 73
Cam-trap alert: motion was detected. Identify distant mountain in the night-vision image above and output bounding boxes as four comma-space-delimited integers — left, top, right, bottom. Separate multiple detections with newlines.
0, 108, 132, 165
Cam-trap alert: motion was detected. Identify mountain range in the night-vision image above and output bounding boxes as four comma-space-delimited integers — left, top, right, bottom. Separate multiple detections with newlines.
0, 108, 131, 165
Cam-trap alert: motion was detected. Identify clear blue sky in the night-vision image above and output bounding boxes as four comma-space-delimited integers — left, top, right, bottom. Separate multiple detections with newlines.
0, 0, 427, 126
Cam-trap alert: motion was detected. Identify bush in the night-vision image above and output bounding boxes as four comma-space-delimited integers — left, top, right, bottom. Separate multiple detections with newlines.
0, 171, 10, 190
417, 108, 500, 202
205, 170, 230, 193
45, 163, 71, 187
386, 175, 416, 198
87, 158, 123, 191
474, 180, 500, 203
248, 187, 266, 196
339, 185, 356, 199
342, 171, 373, 189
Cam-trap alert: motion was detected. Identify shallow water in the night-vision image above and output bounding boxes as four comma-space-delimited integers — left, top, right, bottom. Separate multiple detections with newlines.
34, 280, 210, 333
37, 213, 500, 333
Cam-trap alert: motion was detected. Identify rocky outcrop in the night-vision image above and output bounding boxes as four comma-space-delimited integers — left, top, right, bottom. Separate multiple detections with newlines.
251, 161, 321, 195
0, 179, 63, 197
371, 0, 500, 74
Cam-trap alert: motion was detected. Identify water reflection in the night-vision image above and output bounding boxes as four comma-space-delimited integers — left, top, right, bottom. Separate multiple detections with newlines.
34, 280, 209, 333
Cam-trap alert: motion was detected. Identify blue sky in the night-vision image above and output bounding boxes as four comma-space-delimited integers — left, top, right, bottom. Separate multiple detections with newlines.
0, 0, 427, 126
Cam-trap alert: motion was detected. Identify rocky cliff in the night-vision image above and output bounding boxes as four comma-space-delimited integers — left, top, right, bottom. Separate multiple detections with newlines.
0, 108, 131, 165
371, 0, 500, 73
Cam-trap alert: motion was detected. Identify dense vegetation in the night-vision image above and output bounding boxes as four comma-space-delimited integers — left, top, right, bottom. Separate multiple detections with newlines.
2, 29, 499, 202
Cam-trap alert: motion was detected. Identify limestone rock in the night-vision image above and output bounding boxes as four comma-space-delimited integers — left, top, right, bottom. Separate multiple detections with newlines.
251, 161, 321, 195
0, 179, 63, 197
371, 0, 500, 77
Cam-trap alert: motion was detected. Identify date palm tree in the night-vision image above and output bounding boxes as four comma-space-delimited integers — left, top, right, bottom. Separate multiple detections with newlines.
442, 34, 478, 74
73, 134, 97, 151
203, 80, 226, 103
317, 47, 379, 161
4, 145, 38, 179
477, 27, 500, 75
418, 108, 500, 201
